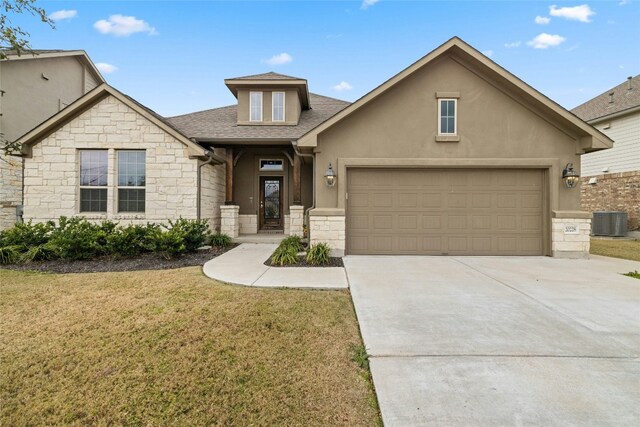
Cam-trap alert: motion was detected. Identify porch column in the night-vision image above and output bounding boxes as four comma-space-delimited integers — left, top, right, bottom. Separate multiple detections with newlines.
292, 153, 301, 205
225, 147, 234, 204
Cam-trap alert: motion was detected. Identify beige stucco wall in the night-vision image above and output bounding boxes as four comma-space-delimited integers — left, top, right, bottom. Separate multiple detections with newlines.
313, 55, 583, 214
23, 95, 224, 226
236, 89, 301, 124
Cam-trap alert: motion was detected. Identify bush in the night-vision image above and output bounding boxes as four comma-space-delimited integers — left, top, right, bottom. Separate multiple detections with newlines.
105, 224, 161, 257
165, 218, 210, 252
306, 242, 331, 265
209, 232, 232, 248
47, 217, 108, 260
0, 246, 22, 264
280, 235, 304, 252
0, 221, 55, 247
270, 244, 298, 266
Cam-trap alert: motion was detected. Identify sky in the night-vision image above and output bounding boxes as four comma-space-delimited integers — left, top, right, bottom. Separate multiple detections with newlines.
9, 0, 640, 116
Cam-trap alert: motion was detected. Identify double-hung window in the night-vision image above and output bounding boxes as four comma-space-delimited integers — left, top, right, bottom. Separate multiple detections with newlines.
117, 150, 146, 212
272, 92, 285, 122
250, 91, 263, 122
438, 99, 457, 135
79, 150, 108, 212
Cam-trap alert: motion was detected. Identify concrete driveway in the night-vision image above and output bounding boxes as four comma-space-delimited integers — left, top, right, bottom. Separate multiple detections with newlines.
344, 255, 640, 426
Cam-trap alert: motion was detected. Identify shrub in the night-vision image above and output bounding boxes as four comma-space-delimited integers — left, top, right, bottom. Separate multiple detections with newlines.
209, 232, 232, 248
165, 218, 210, 252
0, 221, 55, 247
105, 224, 161, 257
306, 242, 331, 265
280, 235, 304, 252
156, 229, 187, 259
270, 244, 298, 266
21, 243, 59, 262
0, 246, 22, 264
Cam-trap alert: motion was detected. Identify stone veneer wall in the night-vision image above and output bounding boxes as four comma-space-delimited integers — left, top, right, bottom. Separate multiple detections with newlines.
220, 205, 239, 238
239, 214, 258, 234
551, 214, 591, 259
580, 171, 640, 230
0, 154, 22, 230
309, 214, 345, 257
288, 206, 304, 237
200, 161, 225, 231
23, 95, 224, 225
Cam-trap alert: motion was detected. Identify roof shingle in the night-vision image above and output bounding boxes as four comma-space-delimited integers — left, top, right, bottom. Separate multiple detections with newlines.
572, 75, 640, 122
226, 71, 304, 81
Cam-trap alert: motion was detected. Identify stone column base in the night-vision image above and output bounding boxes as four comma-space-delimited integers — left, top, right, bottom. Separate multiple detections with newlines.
551, 211, 592, 259
309, 209, 345, 257
220, 205, 240, 238
289, 206, 304, 237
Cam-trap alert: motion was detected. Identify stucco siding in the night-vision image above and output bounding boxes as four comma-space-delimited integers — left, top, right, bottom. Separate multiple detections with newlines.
581, 112, 640, 177
84, 67, 99, 93
23, 95, 203, 225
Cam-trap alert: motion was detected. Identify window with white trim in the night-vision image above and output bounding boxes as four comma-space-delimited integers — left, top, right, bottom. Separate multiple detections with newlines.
117, 150, 146, 212
79, 150, 108, 212
438, 99, 457, 135
272, 92, 285, 122
250, 91, 263, 122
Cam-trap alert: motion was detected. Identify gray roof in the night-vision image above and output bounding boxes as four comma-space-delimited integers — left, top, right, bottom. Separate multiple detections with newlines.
572, 75, 640, 122
167, 93, 350, 141
227, 71, 304, 81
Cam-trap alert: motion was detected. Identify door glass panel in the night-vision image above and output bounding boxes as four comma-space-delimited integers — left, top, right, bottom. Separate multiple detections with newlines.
264, 179, 280, 219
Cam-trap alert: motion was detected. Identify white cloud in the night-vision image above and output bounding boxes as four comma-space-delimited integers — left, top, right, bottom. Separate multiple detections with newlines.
95, 63, 118, 74
48, 9, 78, 22
619, 0, 629, 5
361, 0, 380, 9
482, 50, 494, 58
504, 41, 521, 48
549, 4, 595, 23
527, 33, 566, 49
332, 81, 353, 92
534, 16, 551, 25
94, 15, 158, 37
263, 52, 293, 66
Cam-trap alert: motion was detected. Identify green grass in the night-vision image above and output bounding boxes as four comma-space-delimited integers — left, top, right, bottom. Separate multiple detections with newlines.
590, 239, 640, 262
623, 270, 640, 280
0, 268, 380, 426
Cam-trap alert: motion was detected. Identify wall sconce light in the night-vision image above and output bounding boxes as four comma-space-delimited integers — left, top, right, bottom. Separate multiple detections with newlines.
562, 163, 580, 188
324, 163, 336, 187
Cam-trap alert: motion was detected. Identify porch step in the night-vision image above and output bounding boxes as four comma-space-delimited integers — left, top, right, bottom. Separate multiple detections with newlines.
234, 234, 287, 244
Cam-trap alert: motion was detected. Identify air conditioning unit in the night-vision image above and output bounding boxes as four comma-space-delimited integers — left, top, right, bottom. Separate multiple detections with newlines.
592, 211, 628, 237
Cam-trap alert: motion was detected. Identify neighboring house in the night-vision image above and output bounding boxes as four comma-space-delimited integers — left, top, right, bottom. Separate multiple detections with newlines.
0, 49, 105, 229
15, 38, 612, 258
572, 75, 640, 230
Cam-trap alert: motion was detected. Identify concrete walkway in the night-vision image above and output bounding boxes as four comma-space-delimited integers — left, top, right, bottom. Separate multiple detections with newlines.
345, 255, 640, 426
203, 243, 348, 289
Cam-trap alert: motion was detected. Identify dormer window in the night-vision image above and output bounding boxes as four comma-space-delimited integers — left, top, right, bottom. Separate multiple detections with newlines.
250, 91, 263, 122
272, 92, 285, 122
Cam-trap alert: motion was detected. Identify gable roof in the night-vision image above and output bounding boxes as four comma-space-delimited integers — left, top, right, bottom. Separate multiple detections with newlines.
227, 71, 303, 81
0, 49, 105, 85
571, 75, 640, 122
18, 84, 217, 161
296, 37, 613, 154
167, 93, 349, 142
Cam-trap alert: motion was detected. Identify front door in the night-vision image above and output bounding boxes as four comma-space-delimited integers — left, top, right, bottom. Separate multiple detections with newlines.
259, 176, 283, 230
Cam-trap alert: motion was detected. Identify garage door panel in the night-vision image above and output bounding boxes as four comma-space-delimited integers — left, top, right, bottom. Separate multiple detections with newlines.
347, 168, 545, 255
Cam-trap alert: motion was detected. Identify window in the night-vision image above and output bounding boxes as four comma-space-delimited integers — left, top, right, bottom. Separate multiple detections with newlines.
260, 159, 284, 171
272, 92, 285, 122
250, 91, 263, 122
117, 150, 146, 212
438, 99, 457, 135
79, 150, 108, 212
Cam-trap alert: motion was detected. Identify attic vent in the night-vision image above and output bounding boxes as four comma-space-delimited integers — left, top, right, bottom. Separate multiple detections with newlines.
608, 92, 614, 104
627, 76, 633, 91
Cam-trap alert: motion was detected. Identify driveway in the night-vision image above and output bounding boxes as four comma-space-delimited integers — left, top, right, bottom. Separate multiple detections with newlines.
344, 255, 640, 426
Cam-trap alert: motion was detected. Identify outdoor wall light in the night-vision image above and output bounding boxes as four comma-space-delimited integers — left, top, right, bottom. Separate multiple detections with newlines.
562, 163, 580, 188
324, 163, 337, 187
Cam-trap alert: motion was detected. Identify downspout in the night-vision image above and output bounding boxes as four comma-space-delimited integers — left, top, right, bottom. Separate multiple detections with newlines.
197, 149, 225, 220
291, 140, 315, 234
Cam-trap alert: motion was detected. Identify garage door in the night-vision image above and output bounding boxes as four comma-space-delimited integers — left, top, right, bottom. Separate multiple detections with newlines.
347, 169, 544, 255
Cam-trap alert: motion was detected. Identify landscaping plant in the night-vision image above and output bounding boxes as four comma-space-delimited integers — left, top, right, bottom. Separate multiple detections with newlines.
306, 242, 331, 265
270, 244, 298, 266
209, 232, 232, 248
0, 246, 21, 265
280, 235, 304, 252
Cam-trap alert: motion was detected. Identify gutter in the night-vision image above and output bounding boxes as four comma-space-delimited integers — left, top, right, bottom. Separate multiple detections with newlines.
291, 140, 315, 234
196, 149, 225, 220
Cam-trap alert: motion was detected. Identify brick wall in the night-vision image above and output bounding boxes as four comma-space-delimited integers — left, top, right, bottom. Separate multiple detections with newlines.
580, 171, 640, 230
0, 153, 22, 230
23, 95, 224, 226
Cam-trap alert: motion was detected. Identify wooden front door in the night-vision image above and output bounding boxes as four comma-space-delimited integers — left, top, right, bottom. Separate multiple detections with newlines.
259, 176, 283, 230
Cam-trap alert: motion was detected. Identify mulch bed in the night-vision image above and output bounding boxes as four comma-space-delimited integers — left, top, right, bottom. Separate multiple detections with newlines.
265, 256, 344, 268
0, 244, 238, 274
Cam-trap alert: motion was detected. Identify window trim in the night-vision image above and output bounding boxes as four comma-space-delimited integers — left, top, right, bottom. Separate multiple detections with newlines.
259, 158, 284, 171
272, 91, 285, 122
437, 98, 457, 136
79, 149, 108, 213
249, 91, 263, 122
116, 150, 146, 213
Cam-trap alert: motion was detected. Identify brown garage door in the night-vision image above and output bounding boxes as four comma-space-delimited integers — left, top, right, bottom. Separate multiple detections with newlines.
347, 168, 544, 255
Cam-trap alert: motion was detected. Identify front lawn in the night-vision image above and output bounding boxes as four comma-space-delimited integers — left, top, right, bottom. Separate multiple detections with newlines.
0, 268, 380, 426
590, 239, 640, 262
